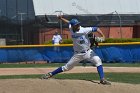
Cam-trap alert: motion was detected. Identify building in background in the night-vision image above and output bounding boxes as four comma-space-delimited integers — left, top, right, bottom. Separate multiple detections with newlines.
0, 0, 140, 45
0, 0, 37, 45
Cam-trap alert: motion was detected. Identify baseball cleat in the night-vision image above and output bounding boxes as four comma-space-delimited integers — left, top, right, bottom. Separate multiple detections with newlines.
41, 72, 52, 79
100, 80, 111, 85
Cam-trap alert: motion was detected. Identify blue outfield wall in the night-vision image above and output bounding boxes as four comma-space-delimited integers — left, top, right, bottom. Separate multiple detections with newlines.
0, 43, 140, 63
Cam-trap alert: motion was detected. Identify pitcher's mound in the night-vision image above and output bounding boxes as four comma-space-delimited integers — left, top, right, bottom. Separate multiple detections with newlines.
0, 79, 139, 93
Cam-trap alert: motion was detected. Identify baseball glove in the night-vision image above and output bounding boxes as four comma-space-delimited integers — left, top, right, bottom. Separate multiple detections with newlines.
88, 33, 99, 48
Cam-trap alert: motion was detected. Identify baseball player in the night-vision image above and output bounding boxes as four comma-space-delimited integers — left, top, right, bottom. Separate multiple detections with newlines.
52, 31, 63, 45
41, 16, 111, 85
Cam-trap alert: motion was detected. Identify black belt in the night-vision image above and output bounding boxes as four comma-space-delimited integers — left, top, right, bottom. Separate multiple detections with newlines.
75, 49, 90, 53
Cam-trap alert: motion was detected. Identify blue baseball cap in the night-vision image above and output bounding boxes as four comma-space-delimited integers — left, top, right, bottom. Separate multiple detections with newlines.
69, 19, 80, 26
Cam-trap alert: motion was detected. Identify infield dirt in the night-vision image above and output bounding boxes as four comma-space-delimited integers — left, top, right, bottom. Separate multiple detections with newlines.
0, 79, 140, 93
0, 67, 140, 93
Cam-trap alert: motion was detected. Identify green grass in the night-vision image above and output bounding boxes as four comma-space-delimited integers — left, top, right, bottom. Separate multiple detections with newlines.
0, 63, 65, 68
0, 63, 140, 68
0, 73, 140, 84
0, 74, 41, 79
103, 63, 140, 67
55, 73, 140, 84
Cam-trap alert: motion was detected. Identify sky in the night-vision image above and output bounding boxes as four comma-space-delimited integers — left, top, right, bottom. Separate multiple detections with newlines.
33, 0, 140, 15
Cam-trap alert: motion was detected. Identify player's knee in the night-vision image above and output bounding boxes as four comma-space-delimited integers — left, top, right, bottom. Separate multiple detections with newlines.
96, 61, 102, 67
95, 57, 102, 67
92, 56, 102, 67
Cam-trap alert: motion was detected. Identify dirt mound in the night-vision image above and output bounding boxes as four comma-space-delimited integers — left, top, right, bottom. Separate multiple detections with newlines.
0, 79, 139, 93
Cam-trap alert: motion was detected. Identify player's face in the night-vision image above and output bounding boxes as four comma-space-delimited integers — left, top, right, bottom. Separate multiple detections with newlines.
55, 32, 58, 35
72, 24, 80, 32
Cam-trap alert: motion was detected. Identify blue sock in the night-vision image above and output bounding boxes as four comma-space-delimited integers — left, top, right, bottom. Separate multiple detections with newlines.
97, 65, 104, 80
51, 67, 63, 76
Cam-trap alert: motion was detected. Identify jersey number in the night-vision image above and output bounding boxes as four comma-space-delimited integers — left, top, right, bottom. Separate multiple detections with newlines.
79, 37, 85, 44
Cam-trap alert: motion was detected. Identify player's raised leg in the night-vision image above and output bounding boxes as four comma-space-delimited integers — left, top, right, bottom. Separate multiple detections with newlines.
41, 53, 84, 79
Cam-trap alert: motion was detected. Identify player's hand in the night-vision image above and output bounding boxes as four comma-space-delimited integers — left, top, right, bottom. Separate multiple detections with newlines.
101, 37, 105, 42
95, 37, 105, 42
101, 36, 105, 41
58, 15, 63, 19
59, 40, 63, 44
